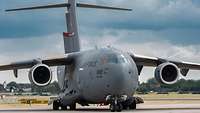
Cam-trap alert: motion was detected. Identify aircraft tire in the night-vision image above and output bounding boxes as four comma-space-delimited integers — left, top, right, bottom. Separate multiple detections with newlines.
121, 102, 129, 110
129, 101, 136, 110
61, 105, 68, 110
110, 103, 122, 112
70, 103, 76, 110
116, 104, 122, 112
53, 100, 60, 110
110, 104, 115, 112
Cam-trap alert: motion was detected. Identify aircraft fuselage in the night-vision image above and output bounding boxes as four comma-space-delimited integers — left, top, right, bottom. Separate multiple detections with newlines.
57, 48, 139, 105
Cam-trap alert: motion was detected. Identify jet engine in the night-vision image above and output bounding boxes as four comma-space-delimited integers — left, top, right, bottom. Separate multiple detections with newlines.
29, 64, 52, 87
155, 62, 179, 85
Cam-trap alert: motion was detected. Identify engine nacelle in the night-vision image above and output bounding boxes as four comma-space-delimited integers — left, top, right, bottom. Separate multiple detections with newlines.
29, 64, 52, 87
155, 62, 179, 85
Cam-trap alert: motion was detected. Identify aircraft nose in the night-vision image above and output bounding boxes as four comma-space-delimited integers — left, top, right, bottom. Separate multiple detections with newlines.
106, 65, 128, 95
105, 60, 138, 97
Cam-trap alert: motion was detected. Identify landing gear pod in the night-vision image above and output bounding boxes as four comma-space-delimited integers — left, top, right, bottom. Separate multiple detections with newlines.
29, 64, 52, 87
155, 62, 179, 85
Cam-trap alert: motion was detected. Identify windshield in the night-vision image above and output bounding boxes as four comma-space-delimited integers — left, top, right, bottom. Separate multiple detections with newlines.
101, 54, 126, 64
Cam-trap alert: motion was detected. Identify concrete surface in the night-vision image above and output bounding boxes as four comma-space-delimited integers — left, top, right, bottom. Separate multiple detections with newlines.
0, 103, 200, 113
1, 94, 200, 113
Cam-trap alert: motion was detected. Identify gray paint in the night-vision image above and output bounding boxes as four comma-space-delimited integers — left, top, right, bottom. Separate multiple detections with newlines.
57, 48, 139, 105
64, 0, 80, 54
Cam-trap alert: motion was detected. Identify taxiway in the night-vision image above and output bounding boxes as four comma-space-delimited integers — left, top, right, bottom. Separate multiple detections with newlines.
0, 104, 200, 113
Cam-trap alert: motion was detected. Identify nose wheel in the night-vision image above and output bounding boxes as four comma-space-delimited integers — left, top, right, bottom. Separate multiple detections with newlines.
110, 101, 123, 112
106, 95, 127, 112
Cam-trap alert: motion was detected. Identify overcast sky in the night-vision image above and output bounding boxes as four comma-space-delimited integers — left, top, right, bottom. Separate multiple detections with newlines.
1, 0, 200, 84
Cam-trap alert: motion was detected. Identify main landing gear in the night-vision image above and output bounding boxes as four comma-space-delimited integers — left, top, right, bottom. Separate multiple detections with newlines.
106, 95, 137, 112
53, 100, 76, 111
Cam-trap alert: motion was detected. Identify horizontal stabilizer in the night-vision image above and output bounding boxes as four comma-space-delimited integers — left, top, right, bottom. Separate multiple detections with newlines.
77, 3, 132, 11
6, 3, 132, 12
5, 3, 70, 12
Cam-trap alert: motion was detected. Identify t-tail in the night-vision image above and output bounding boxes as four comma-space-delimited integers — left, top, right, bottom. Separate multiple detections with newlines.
6, 0, 132, 54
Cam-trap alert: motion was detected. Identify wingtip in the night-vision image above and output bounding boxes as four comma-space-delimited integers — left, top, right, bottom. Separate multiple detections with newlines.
5, 9, 14, 12
127, 9, 133, 11
121, 8, 132, 11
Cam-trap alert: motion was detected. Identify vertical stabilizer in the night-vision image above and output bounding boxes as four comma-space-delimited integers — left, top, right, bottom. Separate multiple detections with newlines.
63, 0, 80, 54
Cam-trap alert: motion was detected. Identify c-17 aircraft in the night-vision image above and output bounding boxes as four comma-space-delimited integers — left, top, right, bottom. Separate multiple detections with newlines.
2, 0, 200, 112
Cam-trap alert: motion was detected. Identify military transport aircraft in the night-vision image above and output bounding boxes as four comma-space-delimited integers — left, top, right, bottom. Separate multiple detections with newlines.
2, 0, 200, 112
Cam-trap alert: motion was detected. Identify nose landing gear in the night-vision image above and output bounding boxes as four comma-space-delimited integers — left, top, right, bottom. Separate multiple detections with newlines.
106, 95, 127, 112
106, 95, 141, 112
110, 100, 123, 112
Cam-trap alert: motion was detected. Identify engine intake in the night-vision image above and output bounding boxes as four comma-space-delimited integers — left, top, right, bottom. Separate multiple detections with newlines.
155, 62, 179, 85
29, 64, 52, 87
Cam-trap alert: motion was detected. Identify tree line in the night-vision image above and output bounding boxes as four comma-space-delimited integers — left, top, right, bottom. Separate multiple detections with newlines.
137, 78, 200, 93
0, 81, 60, 95
1, 78, 200, 95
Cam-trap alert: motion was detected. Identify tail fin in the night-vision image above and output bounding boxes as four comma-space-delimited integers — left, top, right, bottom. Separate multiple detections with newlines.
6, 0, 132, 54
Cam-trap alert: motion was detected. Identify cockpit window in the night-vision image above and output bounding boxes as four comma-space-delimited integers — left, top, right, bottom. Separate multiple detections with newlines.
107, 54, 118, 64
118, 55, 126, 63
101, 54, 126, 64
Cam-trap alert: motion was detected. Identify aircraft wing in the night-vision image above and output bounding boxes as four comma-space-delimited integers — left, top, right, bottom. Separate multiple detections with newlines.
0, 52, 79, 71
130, 54, 200, 76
